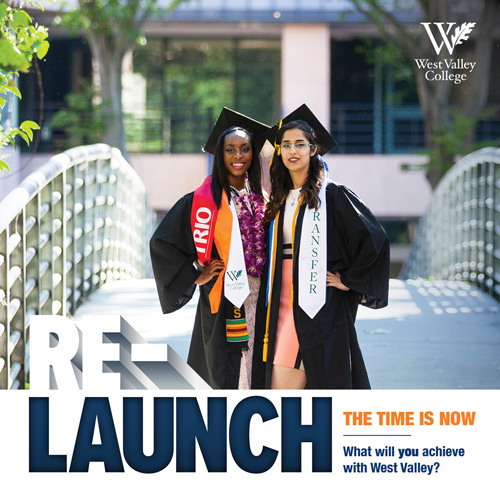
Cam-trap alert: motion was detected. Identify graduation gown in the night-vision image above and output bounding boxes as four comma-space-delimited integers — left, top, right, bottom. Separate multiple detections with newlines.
150, 192, 243, 389
252, 179, 390, 389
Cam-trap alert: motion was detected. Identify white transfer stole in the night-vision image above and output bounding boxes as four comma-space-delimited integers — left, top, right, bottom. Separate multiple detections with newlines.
298, 179, 327, 318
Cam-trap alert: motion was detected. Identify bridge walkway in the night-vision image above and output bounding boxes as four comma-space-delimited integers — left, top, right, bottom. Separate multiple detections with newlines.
72, 278, 500, 389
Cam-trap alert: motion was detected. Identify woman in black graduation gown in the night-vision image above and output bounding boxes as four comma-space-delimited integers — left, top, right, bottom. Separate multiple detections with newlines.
252, 104, 390, 389
150, 108, 270, 389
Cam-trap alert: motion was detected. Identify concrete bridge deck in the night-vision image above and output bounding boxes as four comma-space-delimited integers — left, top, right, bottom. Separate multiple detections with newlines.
72, 279, 500, 389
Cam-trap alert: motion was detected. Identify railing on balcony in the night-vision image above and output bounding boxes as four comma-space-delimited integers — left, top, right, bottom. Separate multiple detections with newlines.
124, 105, 215, 154
332, 103, 500, 155
401, 147, 500, 301
0, 144, 154, 389
25, 101, 500, 155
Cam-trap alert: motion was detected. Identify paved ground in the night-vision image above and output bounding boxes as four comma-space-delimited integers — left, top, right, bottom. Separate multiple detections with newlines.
72, 278, 500, 389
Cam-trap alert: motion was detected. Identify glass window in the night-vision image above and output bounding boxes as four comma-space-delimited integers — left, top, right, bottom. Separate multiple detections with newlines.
165, 39, 235, 153
331, 39, 376, 154
132, 37, 280, 153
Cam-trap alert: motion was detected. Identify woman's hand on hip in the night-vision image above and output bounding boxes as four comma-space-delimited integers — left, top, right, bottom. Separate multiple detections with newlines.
326, 271, 350, 291
195, 259, 225, 285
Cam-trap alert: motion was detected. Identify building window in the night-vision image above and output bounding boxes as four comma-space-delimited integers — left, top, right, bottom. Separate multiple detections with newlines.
18, 38, 92, 153
330, 38, 424, 155
130, 37, 280, 153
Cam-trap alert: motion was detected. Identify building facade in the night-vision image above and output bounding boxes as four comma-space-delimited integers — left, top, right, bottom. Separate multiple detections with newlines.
9, 0, 500, 274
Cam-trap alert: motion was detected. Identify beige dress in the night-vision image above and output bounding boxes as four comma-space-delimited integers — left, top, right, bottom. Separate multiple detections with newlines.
238, 275, 260, 389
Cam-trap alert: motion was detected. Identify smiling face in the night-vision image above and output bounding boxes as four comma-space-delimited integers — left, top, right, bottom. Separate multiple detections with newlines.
223, 129, 253, 189
280, 128, 317, 187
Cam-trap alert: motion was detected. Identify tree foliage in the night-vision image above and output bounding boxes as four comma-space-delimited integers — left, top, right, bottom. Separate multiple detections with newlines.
51, 79, 105, 149
55, 0, 187, 158
0, 0, 49, 172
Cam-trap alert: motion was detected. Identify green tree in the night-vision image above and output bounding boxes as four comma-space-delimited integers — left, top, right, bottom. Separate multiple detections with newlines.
50, 79, 105, 149
57, 0, 187, 159
350, 0, 499, 187
0, 0, 49, 172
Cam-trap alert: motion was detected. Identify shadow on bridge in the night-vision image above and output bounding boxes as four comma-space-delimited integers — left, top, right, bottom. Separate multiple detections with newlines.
357, 279, 500, 389
73, 278, 500, 390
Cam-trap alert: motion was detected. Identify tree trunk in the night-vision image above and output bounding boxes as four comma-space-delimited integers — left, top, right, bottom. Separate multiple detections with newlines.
405, 0, 498, 187
461, 0, 499, 118
352, 0, 498, 188
87, 34, 128, 158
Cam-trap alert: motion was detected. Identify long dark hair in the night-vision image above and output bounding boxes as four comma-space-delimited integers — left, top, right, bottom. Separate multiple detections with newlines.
210, 126, 263, 208
265, 120, 325, 223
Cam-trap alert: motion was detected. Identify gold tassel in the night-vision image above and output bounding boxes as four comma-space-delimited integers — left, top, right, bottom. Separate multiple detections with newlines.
263, 341, 268, 363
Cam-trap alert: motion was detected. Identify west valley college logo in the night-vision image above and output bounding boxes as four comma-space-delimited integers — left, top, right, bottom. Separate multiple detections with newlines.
421, 22, 476, 55
416, 22, 477, 84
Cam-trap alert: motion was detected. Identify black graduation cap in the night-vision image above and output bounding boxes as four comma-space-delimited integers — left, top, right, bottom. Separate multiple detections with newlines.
203, 107, 271, 155
266, 103, 338, 154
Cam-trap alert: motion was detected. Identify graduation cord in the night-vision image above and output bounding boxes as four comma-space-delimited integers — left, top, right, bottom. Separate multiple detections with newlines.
263, 211, 280, 362
290, 195, 302, 307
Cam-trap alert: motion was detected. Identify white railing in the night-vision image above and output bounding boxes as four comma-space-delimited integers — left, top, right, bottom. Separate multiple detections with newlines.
0, 144, 154, 389
401, 147, 500, 301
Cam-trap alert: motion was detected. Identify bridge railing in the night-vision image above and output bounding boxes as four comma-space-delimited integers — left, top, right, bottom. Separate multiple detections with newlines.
0, 144, 154, 389
401, 147, 500, 301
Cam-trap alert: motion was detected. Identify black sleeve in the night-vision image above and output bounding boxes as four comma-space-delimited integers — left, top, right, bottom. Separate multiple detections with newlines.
149, 192, 202, 313
329, 182, 390, 309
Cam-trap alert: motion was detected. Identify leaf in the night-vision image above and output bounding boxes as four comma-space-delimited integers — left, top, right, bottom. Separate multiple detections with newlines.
0, 38, 31, 73
36, 40, 50, 59
0, 159, 11, 173
0, 96, 6, 108
451, 22, 476, 48
13, 10, 32, 28
20, 120, 40, 130
22, 127, 33, 141
16, 129, 30, 145
6, 85, 22, 99
20, 121, 40, 141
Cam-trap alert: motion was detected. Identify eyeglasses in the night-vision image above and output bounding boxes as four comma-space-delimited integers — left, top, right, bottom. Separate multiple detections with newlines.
280, 143, 314, 151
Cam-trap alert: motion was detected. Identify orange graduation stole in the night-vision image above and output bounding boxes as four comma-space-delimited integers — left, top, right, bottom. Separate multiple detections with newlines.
191, 177, 249, 347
